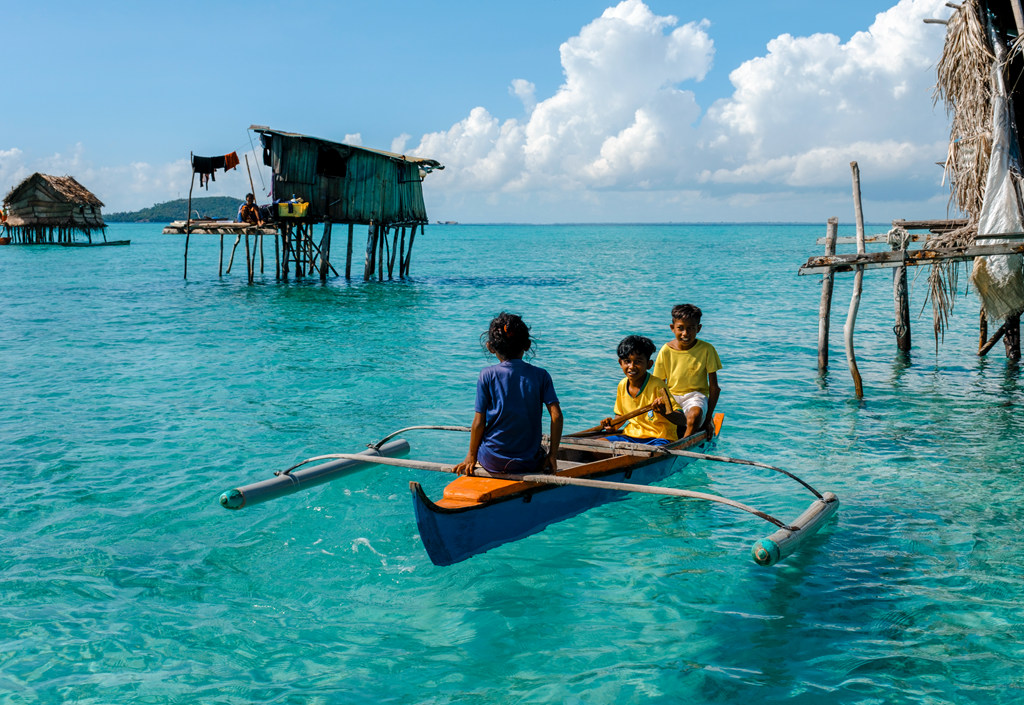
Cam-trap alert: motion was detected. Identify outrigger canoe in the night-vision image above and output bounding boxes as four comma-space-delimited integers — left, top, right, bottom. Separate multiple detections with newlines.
220, 414, 839, 567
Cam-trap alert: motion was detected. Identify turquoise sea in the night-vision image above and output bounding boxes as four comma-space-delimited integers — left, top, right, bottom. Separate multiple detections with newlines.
2, 222, 1023, 704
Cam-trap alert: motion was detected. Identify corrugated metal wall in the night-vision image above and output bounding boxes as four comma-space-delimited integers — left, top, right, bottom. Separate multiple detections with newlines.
269, 135, 429, 225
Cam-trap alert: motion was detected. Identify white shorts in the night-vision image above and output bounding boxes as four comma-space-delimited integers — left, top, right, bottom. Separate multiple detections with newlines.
673, 392, 708, 425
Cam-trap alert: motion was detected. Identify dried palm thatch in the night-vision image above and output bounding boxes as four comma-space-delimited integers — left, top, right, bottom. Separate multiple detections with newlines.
929, 0, 993, 341
934, 0, 993, 220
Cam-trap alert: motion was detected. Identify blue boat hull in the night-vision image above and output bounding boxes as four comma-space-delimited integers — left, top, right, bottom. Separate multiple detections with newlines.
411, 433, 717, 566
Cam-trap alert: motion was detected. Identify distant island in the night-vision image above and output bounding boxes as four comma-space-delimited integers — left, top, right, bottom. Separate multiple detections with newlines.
105, 196, 243, 223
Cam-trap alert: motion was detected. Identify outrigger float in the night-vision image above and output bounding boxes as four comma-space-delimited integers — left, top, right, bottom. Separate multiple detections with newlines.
219, 414, 838, 567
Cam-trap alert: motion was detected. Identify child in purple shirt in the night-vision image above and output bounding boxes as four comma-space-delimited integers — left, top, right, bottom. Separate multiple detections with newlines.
454, 313, 563, 475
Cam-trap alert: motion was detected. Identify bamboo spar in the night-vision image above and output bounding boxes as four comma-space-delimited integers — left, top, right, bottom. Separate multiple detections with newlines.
846, 162, 865, 398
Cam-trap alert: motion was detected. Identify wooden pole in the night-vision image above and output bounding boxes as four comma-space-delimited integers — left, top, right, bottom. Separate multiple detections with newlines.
274, 228, 280, 280
319, 222, 332, 281
1005, 313, 1021, 359
218, 233, 224, 277
346, 223, 353, 279
226, 234, 241, 274
892, 226, 911, 354
818, 217, 838, 372
363, 220, 376, 281
979, 318, 1008, 356
259, 234, 265, 274
378, 224, 385, 281
846, 162, 865, 398
184, 161, 195, 280
245, 233, 252, 283
979, 308, 988, 354
404, 224, 418, 276
399, 227, 407, 278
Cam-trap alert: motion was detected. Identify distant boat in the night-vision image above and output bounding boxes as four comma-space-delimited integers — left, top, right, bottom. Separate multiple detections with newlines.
436, 220, 458, 225
59, 240, 130, 247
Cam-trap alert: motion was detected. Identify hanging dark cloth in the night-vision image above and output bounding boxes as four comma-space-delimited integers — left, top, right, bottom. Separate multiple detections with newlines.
192, 152, 239, 189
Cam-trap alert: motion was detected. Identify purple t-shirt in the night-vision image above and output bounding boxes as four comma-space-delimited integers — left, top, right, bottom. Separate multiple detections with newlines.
475, 359, 558, 472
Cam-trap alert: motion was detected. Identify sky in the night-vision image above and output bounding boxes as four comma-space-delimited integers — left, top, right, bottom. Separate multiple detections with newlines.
0, 0, 956, 223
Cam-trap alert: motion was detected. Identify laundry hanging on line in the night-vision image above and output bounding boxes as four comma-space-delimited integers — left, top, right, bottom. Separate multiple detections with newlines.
192, 152, 240, 189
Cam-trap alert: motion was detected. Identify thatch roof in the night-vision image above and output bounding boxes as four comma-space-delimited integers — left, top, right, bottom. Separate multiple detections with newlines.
4, 173, 105, 208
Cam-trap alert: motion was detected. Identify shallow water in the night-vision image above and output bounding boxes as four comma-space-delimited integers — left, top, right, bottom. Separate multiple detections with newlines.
2, 222, 1023, 703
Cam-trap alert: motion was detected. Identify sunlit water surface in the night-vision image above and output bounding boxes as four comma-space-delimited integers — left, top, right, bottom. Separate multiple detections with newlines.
2, 223, 1023, 703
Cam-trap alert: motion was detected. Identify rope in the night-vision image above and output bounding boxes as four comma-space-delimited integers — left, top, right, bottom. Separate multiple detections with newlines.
886, 225, 912, 251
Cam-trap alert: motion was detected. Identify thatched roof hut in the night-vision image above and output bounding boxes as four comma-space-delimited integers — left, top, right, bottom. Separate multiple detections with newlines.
3, 173, 105, 244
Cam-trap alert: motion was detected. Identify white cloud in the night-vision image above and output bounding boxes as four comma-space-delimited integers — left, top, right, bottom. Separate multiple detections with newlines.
415, 0, 953, 220
0, 0, 958, 221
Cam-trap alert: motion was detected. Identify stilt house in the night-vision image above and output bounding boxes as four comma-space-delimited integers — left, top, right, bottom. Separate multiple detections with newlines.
251, 125, 444, 281
3, 173, 105, 244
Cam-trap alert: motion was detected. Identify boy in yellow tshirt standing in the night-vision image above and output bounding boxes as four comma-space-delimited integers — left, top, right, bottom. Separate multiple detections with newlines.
600, 335, 687, 446
653, 304, 722, 439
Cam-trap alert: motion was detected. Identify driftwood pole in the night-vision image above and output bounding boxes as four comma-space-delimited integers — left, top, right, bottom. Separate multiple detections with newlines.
846, 162, 865, 398
818, 217, 838, 372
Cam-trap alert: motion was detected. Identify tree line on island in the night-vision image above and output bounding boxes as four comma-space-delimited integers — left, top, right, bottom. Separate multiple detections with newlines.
105, 197, 243, 223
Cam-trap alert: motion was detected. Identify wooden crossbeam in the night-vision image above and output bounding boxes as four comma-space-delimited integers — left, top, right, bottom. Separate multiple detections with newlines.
799, 242, 1024, 275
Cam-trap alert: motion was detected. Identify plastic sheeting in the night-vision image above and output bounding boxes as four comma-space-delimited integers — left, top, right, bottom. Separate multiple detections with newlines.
971, 64, 1024, 320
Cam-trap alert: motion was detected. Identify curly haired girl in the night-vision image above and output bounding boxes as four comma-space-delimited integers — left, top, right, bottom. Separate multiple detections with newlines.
454, 312, 563, 475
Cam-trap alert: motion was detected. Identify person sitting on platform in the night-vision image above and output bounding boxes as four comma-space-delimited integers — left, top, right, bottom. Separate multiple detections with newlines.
600, 335, 687, 446
238, 193, 263, 226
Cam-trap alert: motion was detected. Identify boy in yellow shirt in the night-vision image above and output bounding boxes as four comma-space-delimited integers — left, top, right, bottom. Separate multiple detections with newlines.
600, 335, 687, 446
653, 304, 722, 439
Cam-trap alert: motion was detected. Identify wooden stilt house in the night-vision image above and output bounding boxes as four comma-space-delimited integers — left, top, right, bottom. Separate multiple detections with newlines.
3, 173, 106, 244
250, 125, 444, 281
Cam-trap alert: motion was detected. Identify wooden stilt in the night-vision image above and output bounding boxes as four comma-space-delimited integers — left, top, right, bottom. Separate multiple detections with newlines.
892, 226, 911, 354
346, 223, 353, 279
364, 221, 377, 281
245, 233, 253, 283
387, 226, 399, 279
259, 233, 264, 274
275, 228, 280, 280
378, 224, 385, 281
399, 227, 407, 278
219, 234, 224, 277
320, 222, 332, 281
226, 235, 241, 274
184, 165, 195, 280
979, 308, 988, 354
846, 162, 865, 398
404, 224, 418, 276
1005, 313, 1021, 359
818, 217, 837, 372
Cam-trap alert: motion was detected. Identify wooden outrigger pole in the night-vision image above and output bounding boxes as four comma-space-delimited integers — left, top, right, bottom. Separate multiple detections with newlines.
220, 423, 838, 567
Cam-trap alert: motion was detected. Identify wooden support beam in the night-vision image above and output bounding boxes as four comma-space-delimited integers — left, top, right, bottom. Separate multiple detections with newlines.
818, 217, 837, 373
799, 242, 1024, 274
892, 233, 911, 353
363, 221, 377, 281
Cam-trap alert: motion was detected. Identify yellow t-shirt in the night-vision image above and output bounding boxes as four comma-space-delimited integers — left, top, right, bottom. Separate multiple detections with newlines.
652, 340, 722, 396
614, 373, 677, 441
